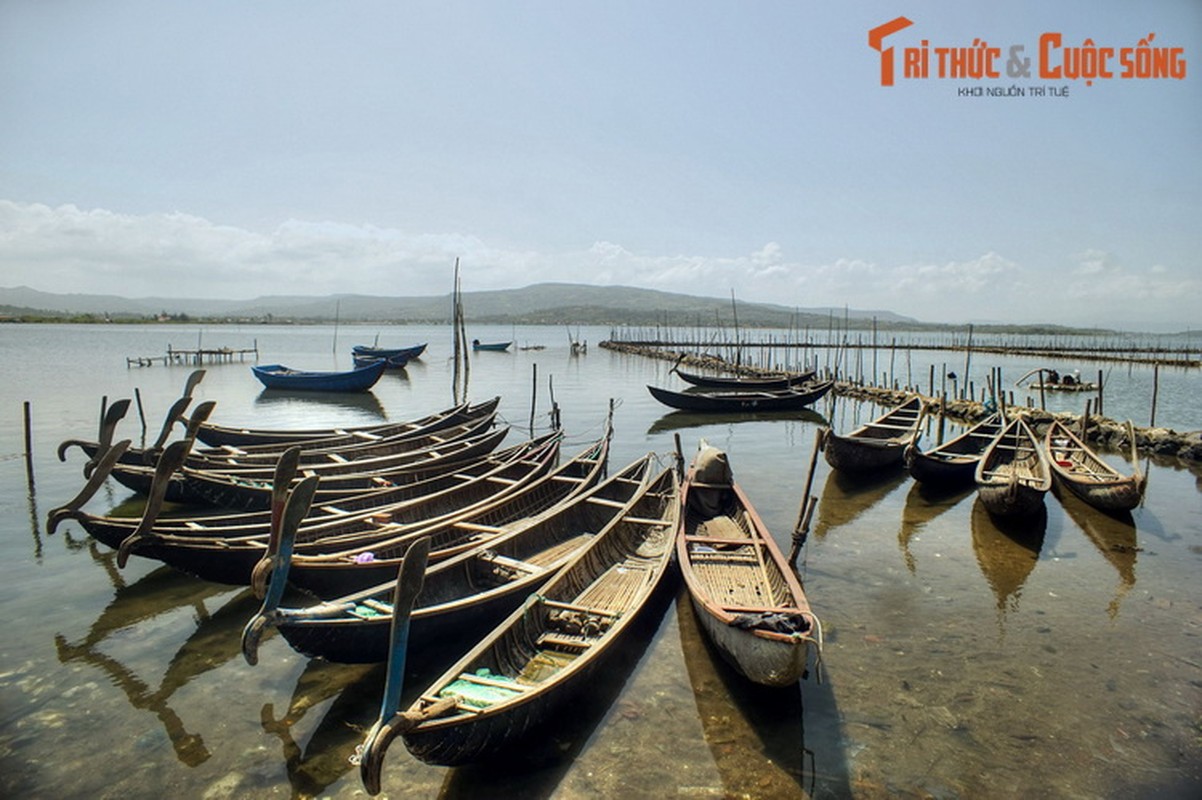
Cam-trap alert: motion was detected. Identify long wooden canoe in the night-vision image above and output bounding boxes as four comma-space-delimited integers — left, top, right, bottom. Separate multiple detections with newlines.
1044, 419, 1146, 512
672, 367, 817, 390
823, 396, 924, 475
678, 444, 821, 687
255, 454, 662, 664
904, 413, 1005, 488
193, 397, 492, 448
391, 464, 679, 766
974, 417, 1052, 518
647, 380, 833, 413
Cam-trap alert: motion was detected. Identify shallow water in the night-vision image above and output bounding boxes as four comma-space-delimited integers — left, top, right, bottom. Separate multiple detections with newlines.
0, 323, 1199, 799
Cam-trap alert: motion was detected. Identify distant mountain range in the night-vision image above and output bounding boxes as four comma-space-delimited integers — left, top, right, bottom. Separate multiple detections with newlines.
0, 283, 920, 329
0, 282, 1155, 336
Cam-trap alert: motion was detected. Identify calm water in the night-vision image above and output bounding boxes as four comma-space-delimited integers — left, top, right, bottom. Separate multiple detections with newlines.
1, 323, 1199, 799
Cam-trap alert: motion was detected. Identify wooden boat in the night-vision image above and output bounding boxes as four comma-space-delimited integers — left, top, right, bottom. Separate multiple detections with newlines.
822, 396, 924, 475
974, 417, 1052, 518
251, 360, 387, 392
99, 417, 507, 507
1028, 381, 1098, 393
247, 454, 663, 664
106, 432, 610, 595
678, 444, 821, 687
904, 413, 1005, 487
57, 434, 560, 546
192, 398, 496, 448
379, 464, 679, 768
646, 380, 833, 413
672, 367, 816, 390
353, 352, 411, 369
471, 340, 512, 352
1044, 419, 1146, 512
352, 343, 427, 360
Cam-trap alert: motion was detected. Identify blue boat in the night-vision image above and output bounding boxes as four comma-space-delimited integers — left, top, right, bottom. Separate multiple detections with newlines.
471, 339, 512, 352
352, 352, 411, 369
251, 360, 387, 392
352, 343, 427, 360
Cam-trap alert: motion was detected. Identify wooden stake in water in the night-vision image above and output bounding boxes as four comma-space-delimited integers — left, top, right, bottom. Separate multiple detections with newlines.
1150, 362, 1160, 426
23, 400, 34, 486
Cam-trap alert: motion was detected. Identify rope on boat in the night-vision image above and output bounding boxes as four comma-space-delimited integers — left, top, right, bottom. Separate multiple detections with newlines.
797, 614, 825, 684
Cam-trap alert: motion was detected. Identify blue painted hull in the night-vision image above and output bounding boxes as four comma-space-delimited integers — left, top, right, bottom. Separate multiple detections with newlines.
352, 342, 427, 360
251, 360, 386, 392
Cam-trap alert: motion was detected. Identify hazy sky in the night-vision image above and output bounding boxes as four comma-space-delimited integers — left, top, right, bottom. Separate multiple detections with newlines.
2, 1, 1199, 329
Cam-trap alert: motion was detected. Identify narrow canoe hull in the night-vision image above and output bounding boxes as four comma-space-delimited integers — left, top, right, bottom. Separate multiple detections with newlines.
687, 595, 809, 687
647, 380, 833, 413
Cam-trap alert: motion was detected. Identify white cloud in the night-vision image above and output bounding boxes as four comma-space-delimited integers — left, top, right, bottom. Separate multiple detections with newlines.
0, 200, 1194, 329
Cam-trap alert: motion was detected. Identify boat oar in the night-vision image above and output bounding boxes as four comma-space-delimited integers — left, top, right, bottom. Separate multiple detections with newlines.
356, 536, 433, 796
116, 439, 192, 568
57, 398, 131, 469
46, 439, 132, 534
241, 473, 320, 665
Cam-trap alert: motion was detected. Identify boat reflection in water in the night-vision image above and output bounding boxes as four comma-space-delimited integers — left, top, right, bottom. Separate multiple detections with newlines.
969, 499, 1048, 617
812, 468, 908, 539
53, 560, 252, 767
646, 407, 828, 436
252, 388, 387, 420
1056, 488, 1139, 618
897, 481, 974, 573
675, 587, 837, 798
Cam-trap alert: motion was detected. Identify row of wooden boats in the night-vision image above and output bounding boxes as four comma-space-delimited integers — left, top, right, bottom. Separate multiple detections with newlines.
50, 393, 823, 787
818, 394, 1147, 520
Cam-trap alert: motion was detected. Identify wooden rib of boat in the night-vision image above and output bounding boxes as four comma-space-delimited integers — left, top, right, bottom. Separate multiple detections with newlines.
1044, 419, 1146, 512
646, 380, 833, 413
389, 464, 679, 767
252, 360, 387, 392
672, 367, 817, 390
193, 398, 495, 448
471, 340, 512, 352
823, 396, 924, 475
678, 444, 821, 687
109, 432, 610, 595
252, 454, 663, 665
904, 413, 1005, 487
63, 434, 561, 548
974, 417, 1052, 518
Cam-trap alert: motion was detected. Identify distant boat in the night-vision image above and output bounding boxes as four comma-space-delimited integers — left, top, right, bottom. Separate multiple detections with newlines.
250, 360, 386, 392
672, 367, 816, 390
352, 352, 411, 369
471, 339, 512, 352
646, 380, 834, 413
353, 343, 427, 360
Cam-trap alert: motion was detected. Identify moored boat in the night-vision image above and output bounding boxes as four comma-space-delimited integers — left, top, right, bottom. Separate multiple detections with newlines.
471, 339, 512, 352
904, 412, 1005, 488
1044, 419, 1146, 512
646, 380, 833, 413
974, 417, 1052, 518
672, 367, 817, 390
823, 396, 924, 475
251, 360, 387, 392
249, 454, 662, 665
677, 444, 821, 687
382, 464, 679, 768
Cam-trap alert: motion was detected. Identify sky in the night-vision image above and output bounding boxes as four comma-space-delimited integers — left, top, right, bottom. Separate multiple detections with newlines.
1, 1, 1199, 330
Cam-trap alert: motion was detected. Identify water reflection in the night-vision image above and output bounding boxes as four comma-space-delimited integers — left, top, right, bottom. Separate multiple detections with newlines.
53, 564, 247, 766
813, 468, 907, 538
646, 407, 828, 435
897, 482, 973, 573
1056, 489, 1138, 618
969, 500, 1047, 617
252, 389, 388, 419
676, 589, 818, 798
260, 660, 382, 798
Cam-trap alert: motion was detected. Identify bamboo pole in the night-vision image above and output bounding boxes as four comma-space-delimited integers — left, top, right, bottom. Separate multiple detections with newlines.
23, 400, 34, 486
1150, 362, 1160, 426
